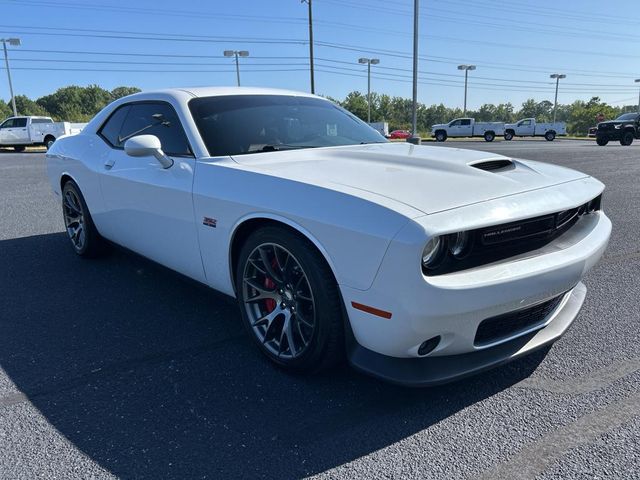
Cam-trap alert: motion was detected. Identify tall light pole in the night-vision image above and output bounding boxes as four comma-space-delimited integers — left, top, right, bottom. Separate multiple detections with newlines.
358, 57, 380, 123
457, 64, 476, 116
1, 37, 20, 117
635, 79, 640, 114
408, 0, 420, 144
224, 50, 249, 87
301, 0, 315, 94
550, 73, 566, 123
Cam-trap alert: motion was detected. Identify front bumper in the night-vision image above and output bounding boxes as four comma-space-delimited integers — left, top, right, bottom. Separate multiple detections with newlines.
348, 282, 586, 387
596, 130, 621, 140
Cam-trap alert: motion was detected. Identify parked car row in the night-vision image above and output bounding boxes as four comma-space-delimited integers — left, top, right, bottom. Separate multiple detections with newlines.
431, 118, 566, 142
0, 116, 87, 151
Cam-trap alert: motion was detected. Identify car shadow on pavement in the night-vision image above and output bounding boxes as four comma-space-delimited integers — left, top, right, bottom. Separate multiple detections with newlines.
0, 233, 548, 479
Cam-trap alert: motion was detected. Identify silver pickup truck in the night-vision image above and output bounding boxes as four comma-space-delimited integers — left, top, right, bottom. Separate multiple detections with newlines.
0, 116, 87, 151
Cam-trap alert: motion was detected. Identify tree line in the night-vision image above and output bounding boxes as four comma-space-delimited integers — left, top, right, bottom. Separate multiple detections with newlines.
1, 84, 635, 136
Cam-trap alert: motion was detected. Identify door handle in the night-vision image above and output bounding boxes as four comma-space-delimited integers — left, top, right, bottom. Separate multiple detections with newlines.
104, 158, 115, 169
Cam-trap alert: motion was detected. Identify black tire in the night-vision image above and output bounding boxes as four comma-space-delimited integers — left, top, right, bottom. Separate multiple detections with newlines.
620, 131, 634, 146
435, 131, 447, 142
596, 137, 608, 146
484, 131, 495, 142
13, 146, 25, 152
44, 136, 56, 150
504, 131, 514, 141
61, 180, 108, 257
545, 131, 556, 141
235, 226, 344, 374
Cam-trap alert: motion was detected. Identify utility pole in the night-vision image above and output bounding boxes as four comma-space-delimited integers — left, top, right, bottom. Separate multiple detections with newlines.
550, 73, 566, 123
1, 37, 21, 117
302, 0, 315, 94
358, 57, 380, 123
224, 50, 249, 87
408, 0, 420, 144
635, 79, 640, 114
457, 65, 476, 116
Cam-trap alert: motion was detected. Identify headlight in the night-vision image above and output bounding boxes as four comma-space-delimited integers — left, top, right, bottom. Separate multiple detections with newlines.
614, 124, 622, 129
448, 231, 470, 258
422, 236, 444, 268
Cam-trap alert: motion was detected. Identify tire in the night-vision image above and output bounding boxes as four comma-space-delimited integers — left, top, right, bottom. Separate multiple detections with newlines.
545, 131, 556, 141
435, 131, 447, 142
620, 131, 634, 146
44, 136, 56, 150
13, 146, 25, 152
504, 131, 514, 141
596, 137, 608, 146
61, 180, 108, 257
235, 226, 344, 374
484, 131, 495, 142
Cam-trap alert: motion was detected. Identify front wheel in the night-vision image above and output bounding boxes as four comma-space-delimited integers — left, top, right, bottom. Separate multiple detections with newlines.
545, 131, 556, 141
504, 131, 514, 141
61, 180, 108, 257
596, 137, 608, 146
620, 131, 634, 146
484, 131, 495, 142
435, 131, 447, 142
235, 226, 344, 374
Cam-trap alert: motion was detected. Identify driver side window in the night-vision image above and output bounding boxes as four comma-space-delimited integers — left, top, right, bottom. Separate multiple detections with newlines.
0, 119, 15, 129
450, 120, 461, 127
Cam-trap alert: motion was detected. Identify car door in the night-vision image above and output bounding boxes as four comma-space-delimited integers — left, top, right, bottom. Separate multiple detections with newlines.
0, 118, 15, 143
517, 119, 534, 136
0, 118, 29, 144
97, 101, 206, 283
459, 119, 473, 136
448, 119, 461, 136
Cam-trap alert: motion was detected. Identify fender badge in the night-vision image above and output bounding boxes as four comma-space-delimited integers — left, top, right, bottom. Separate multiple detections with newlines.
203, 217, 217, 228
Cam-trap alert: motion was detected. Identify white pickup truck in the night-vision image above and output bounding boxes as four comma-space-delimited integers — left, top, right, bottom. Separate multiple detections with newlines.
503, 118, 566, 141
431, 118, 505, 142
0, 116, 87, 151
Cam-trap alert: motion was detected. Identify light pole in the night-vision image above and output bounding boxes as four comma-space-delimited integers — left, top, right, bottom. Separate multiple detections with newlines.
457, 65, 476, 116
358, 57, 380, 123
635, 79, 640, 114
408, 0, 420, 144
1, 37, 20, 117
301, 0, 315, 94
550, 73, 566, 123
223, 50, 249, 87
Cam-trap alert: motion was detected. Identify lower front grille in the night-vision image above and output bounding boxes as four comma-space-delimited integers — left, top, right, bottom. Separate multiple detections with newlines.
474, 293, 566, 346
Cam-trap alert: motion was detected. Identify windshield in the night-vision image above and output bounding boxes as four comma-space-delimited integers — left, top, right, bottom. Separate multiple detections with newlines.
189, 95, 386, 157
615, 113, 639, 121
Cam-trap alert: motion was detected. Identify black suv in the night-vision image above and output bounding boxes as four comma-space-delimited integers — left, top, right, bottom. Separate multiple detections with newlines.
596, 112, 640, 146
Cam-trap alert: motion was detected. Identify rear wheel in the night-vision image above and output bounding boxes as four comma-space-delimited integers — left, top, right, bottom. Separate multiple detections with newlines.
484, 131, 495, 142
435, 131, 447, 142
61, 180, 108, 257
235, 226, 344, 374
620, 131, 634, 146
504, 131, 514, 141
545, 131, 556, 141
596, 137, 608, 146
44, 136, 56, 150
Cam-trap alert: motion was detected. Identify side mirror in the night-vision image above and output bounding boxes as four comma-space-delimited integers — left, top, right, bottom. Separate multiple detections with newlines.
124, 135, 173, 169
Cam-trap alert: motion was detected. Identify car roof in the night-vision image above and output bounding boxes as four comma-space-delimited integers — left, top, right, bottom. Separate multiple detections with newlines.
145, 86, 320, 99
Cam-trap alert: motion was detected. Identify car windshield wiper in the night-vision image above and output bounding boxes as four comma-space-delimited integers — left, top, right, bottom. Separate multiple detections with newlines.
245, 144, 320, 153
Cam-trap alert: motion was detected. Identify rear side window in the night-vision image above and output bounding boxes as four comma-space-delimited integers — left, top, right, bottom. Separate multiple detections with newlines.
119, 103, 191, 156
13, 118, 27, 128
99, 105, 131, 147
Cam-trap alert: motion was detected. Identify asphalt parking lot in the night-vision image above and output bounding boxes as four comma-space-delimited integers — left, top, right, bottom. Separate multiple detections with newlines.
1, 139, 639, 479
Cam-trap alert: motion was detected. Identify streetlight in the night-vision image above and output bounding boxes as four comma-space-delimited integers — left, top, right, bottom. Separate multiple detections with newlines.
550, 73, 566, 123
301, 0, 315, 94
457, 64, 476, 116
358, 57, 380, 123
635, 79, 640, 114
408, 0, 420, 145
1, 37, 20, 117
223, 50, 249, 87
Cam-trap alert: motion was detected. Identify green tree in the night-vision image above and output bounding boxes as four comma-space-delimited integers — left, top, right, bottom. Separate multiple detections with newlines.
13, 95, 51, 116
37, 85, 113, 121
111, 86, 141, 100
340, 91, 369, 121
0, 99, 12, 120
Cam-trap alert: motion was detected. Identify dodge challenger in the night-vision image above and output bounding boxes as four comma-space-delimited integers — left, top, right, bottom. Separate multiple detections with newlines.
46, 87, 611, 386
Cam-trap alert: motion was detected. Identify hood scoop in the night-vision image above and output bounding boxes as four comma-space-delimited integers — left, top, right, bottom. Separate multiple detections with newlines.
469, 159, 514, 172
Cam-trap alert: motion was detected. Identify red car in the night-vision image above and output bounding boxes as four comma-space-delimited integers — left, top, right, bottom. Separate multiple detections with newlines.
388, 129, 411, 139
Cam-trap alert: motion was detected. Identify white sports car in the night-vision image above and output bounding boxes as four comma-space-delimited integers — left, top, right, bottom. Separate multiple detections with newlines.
46, 87, 611, 386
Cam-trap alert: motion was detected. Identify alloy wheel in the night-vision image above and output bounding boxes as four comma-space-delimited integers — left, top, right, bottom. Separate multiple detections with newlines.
63, 188, 86, 252
242, 243, 316, 359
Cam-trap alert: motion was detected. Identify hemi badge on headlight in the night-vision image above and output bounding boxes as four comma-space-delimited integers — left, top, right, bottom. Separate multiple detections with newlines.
351, 302, 393, 319
203, 217, 217, 228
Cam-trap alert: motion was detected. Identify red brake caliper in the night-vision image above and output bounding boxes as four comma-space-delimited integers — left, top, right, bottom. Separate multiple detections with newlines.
263, 257, 278, 313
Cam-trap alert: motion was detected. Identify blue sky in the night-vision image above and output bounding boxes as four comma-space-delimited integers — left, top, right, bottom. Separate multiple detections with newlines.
1, 0, 639, 110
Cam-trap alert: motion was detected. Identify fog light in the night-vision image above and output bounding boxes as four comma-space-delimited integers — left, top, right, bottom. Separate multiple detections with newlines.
418, 335, 441, 356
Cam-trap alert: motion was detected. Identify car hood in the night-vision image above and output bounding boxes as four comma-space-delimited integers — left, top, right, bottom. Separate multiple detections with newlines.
431, 123, 447, 131
230, 143, 589, 216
